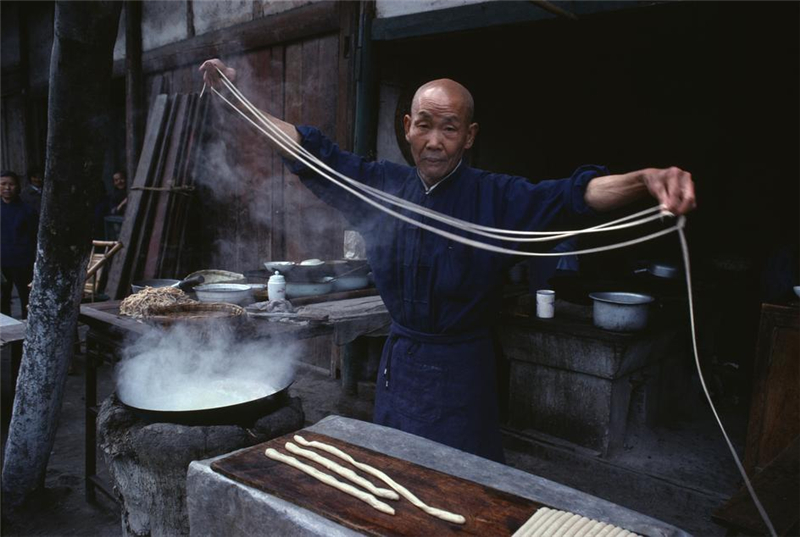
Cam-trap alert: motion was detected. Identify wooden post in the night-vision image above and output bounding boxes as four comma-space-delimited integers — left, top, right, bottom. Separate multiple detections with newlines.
18, 6, 32, 173
1, 0, 122, 514
125, 0, 143, 185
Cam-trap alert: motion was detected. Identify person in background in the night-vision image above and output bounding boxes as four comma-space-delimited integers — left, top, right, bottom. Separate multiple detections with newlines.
93, 170, 128, 239
109, 171, 128, 216
1, 170, 38, 318
20, 167, 43, 214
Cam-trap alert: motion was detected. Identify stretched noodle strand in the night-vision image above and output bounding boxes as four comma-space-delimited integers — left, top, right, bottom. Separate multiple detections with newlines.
210, 76, 777, 537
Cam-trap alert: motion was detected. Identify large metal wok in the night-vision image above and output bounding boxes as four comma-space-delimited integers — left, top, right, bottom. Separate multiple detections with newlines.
119, 377, 293, 427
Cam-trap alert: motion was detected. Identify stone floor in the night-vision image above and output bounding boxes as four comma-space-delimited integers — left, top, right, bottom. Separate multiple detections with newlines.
1, 320, 744, 536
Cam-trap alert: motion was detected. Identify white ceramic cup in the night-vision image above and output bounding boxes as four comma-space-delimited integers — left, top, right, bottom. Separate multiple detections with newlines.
536, 289, 555, 318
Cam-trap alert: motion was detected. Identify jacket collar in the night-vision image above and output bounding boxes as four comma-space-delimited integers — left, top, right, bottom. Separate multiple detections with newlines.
416, 160, 463, 195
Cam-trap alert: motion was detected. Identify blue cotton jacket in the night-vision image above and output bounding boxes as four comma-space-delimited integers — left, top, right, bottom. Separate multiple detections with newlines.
1, 198, 38, 269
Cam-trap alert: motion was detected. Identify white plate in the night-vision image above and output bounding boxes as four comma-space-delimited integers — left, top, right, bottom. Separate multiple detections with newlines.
194, 283, 253, 305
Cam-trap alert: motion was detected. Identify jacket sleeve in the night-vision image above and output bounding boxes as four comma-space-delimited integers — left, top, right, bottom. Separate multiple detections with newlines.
282, 126, 395, 229
492, 165, 608, 232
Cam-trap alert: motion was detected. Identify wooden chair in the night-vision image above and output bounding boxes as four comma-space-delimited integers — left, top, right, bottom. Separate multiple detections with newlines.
83, 240, 123, 302
28, 240, 123, 302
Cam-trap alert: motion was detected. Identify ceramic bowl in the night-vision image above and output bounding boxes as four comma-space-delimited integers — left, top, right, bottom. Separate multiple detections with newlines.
331, 275, 370, 292
264, 261, 296, 274
285, 278, 333, 299
193, 283, 253, 305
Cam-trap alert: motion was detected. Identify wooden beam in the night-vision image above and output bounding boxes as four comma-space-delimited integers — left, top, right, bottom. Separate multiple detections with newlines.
186, 0, 195, 38
336, 0, 360, 152
112, 2, 339, 77
371, 1, 658, 41
105, 95, 170, 299
125, 0, 144, 187
18, 5, 32, 173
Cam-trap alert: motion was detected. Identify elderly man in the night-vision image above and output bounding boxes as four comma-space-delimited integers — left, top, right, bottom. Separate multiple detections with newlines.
201, 59, 695, 462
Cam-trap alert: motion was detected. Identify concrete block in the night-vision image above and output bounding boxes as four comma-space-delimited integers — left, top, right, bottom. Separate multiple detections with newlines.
501, 322, 683, 456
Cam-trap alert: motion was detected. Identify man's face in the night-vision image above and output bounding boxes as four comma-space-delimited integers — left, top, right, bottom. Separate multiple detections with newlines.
113, 173, 126, 190
30, 175, 43, 188
1, 176, 19, 203
404, 87, 477, 186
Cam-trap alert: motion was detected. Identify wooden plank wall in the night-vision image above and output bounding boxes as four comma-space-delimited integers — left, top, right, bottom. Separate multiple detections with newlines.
140, 30, 349, 278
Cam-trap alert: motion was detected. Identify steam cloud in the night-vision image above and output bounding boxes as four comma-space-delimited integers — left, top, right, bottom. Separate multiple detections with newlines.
116, 321, 299, 411
195, 57, 345, 270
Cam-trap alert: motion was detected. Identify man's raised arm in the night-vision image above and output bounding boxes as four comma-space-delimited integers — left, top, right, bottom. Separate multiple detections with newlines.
585, 166, 696, 215
199, 58, 301, 158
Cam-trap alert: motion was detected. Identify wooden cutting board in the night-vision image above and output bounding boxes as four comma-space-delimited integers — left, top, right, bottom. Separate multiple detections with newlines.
211, 431, 541, 536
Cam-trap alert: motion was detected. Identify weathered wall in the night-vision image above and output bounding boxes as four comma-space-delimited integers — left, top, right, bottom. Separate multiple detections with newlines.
130, 2, 355, 274
3, 1, 355, 270
0, 2, 53, 175
111, 0, 313, 61
1, 3, 21, 69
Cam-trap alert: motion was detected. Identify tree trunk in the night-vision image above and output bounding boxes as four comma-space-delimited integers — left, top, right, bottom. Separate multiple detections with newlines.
2, 1, 122, 512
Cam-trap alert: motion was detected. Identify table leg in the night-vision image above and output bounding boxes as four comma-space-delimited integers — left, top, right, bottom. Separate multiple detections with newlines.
85, 333, 98, 504
341, 337, 368, 395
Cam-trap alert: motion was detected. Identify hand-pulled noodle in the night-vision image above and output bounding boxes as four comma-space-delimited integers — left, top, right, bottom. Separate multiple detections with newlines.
119, 286, 197, 318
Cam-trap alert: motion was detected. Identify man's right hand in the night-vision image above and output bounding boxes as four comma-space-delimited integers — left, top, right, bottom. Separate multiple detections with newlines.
198, 57, 302, 151
199, 58, 236, 88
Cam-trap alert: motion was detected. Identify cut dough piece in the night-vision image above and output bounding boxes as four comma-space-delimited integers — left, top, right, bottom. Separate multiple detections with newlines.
513, 507, 641, 537
293, 435, 465, 525
516, 507, 559, 537
564, 516, 592, 537
536, 510, 572, 537
550, 513, 581, 537
285, 442, 399, 500
264, 448, 395, 516
512, 507, 550, 537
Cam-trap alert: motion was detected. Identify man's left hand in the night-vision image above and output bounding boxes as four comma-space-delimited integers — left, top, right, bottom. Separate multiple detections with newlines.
639, 167, 696, 215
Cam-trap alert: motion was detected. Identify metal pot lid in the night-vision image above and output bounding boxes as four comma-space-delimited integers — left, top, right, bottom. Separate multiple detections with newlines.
635, 261, 680, 279
589, 291, 655, 305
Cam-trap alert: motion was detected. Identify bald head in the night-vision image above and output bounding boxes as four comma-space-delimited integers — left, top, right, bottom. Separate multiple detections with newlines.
404, 79, 479, 186
412, 79, 474, 124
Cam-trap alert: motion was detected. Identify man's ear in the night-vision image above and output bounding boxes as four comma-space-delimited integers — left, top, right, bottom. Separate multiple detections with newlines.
403, 114, 412, 142
464, 122, 479, 150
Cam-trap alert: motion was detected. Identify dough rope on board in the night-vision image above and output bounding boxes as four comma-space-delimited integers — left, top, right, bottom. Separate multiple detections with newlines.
264, 448, 395, 516
284, 442, 399, 500
293, 435, 465, 525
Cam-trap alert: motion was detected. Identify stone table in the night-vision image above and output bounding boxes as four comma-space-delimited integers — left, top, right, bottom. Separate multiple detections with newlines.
1, 314, 26, 427
187, 415, 691, 537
